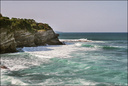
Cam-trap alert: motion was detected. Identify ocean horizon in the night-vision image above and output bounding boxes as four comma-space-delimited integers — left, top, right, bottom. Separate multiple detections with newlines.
57, 31, 127, 33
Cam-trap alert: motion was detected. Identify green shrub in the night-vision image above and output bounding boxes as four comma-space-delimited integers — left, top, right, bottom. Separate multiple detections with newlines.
37, 23, 44, 29
0, 14, 52, 32
0, 17, 11, 28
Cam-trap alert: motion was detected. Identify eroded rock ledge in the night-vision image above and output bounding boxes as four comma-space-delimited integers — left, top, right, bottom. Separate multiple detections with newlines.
0, 29, 63, 54
0, 14, 63, 54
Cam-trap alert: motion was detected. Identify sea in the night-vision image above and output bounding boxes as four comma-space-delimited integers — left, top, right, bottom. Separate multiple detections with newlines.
1, 32, 127, 85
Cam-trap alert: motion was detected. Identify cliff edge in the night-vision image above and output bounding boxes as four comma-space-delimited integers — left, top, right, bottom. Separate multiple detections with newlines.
0, 14, 63, 54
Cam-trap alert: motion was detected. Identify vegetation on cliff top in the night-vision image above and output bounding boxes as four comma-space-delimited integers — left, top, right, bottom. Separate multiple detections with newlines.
0, 14, 52, 32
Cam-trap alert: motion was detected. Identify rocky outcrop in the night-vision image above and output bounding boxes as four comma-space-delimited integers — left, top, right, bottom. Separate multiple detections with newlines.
0, 15, 63, 54
34, 30, 63, 45
14, 29, 62, 47
0, 29, 63, 54
14, 30, 36, 47
0, 28, 16, 53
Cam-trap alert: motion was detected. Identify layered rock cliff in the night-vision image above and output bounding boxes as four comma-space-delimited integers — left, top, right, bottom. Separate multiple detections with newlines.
14, 29, 36, 47
34, 29, 61, 45
0, 28, 16, 53
0, 14, 63, 54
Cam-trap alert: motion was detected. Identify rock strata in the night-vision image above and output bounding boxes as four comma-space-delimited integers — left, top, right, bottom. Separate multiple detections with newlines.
0, 29, 62, 54
0, 28, 16, 53
0, 14, 63, 54
14, 30, 36, 47
34, 30, 63, 45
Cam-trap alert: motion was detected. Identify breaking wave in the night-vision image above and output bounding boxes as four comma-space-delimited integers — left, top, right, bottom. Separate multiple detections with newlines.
74, 42, 126, 51
1, 37, 127, 85
60, 38, 92, 42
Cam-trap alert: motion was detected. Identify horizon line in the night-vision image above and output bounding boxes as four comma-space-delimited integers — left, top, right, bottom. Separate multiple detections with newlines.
56, 31, 127, 33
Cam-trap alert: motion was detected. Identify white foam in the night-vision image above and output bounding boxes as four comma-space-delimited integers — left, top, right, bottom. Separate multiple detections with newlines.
60, 38, 92, 42
1, 74, 28, 85
1, 53, 50, 72
10, 65, 29, 71
84, 66, 91, 70
23, 45, 77, 58
1, 69, 11, 74
22, 42, 98, 59
74, 43, 82, 47
1, 43, 98, 74
38, 77, 98, 85
79, 79, 98, 85
11, 78, 27, 85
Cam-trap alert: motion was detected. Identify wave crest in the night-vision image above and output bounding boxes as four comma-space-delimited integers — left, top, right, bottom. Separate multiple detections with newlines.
74, 43, 125, 51
102, 46, 120, 50
60, 38, 92, 42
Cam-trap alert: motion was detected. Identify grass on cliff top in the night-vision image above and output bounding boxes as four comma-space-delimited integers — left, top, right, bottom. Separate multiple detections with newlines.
0, 14, 52, 32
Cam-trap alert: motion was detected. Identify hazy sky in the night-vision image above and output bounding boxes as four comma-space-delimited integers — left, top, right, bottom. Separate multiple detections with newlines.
1, 1, 127, 32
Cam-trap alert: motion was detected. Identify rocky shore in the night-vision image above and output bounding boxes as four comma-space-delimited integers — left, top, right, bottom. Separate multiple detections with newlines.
0, 14, 63, 54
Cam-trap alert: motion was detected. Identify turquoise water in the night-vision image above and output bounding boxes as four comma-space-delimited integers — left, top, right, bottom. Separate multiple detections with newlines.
1, 33, 127, 85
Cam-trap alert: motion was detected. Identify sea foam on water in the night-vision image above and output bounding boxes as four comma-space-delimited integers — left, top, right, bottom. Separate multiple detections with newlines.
1, 32, 127, 85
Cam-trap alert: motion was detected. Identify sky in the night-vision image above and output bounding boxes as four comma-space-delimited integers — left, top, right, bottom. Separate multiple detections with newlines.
1, 1, 127, 32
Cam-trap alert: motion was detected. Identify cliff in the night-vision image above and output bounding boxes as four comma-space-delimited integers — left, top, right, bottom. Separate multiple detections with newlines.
0, 14, 63, 54
0, 28, 16, 53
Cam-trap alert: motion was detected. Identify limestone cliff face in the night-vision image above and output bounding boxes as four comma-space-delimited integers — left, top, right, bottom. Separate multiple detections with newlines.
0, 15, 63, 54
14, 30, 36, 47
14, 29, 62, 47
0, 29, 62, 54
34, 29, 62, 45
0, 28, 16, 53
